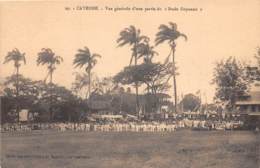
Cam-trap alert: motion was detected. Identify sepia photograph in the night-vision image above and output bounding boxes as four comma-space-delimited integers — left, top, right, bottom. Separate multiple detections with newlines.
0, 0, 260, 168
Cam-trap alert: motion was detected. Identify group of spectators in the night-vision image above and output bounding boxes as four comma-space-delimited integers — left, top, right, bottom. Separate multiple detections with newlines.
1, 122, 176, 132
177, 119, 244, 130
0, 119, 244, 132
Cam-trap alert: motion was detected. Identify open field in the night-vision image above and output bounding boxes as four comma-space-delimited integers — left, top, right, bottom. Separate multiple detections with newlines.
1, 130, 259, 168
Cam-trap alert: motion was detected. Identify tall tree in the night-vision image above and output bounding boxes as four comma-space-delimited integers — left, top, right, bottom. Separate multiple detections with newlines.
73, 46, 101, 98
37, 48, 63, 121
117, 25, 149, 115
3, 75, 41, 122
212, 57, 250, 110
37, 48, 63, 84
136, 39, 158, 64
155, 22, 187, 113
3, 48, 26, 122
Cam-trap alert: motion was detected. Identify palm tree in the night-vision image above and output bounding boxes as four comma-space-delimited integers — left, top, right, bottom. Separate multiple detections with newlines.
3, 48, 26, 122
136, 40, 158, 63
73, 46, 101, 99
37, 48, 63, 121
117, 25, 149, 115
37, 48, 63, 84
155, 22, 187, 113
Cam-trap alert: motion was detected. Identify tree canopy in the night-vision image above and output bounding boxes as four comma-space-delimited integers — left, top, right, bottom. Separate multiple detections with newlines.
180, 93, 201, 112
212, 57, 250, 109
114, 62, 172, 94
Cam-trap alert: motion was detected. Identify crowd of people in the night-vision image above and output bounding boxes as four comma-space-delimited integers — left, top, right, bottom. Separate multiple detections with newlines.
0, 119, 244, 132
1, 122, 176, 132
179, 119, 243, 130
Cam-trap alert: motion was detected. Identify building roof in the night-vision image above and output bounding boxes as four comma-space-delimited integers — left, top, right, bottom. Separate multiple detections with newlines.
236, 91, 260, 105
248, 112, 260, 116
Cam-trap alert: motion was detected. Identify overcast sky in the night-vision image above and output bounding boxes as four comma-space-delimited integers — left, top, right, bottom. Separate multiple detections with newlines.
1, 0, 260, 103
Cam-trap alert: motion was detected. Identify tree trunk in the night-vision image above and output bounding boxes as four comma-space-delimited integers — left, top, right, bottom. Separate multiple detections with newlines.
172, 44, 178, 113
88, 70, 91, 98
88, 69, 91, 112
135, 84, 139, 117
173, 73, 177, 113
50, 68, 53, 122
16, 66, 20, 122
134, 44, 140, 118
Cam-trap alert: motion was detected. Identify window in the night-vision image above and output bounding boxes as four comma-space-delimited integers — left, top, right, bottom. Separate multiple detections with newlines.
251, 106, 256, 112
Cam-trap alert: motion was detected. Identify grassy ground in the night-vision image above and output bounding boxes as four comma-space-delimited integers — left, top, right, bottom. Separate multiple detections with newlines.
1, 130, 259, 168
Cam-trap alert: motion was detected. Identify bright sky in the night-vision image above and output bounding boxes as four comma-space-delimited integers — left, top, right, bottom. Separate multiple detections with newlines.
1, 0, 260, 103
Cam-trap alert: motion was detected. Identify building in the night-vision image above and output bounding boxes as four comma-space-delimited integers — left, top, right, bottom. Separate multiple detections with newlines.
235, 91, 260, 129
236, 91, 260, 114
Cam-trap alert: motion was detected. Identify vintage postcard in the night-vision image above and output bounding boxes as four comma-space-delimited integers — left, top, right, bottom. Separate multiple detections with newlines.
0, 0, 260, 168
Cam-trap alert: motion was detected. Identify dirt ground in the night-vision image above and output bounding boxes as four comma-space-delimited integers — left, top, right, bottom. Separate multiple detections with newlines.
1, 130, 259, 168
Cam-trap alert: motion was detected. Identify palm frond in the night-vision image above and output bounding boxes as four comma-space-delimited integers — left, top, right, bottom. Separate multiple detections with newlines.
155, 22, 187, 46
117, 25, 139, 47
155, 37, 167, 46
73, 48, 91, 68
138, 35, 149, 43
158, 24, 171, 32
37, 48, 55, 65
74, 47, 100, 73
168, 22, 177, 31
54, 56, 63, 65
179, 33, 188, 41
92, 53, 101, 59
3, 48, 26, 65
